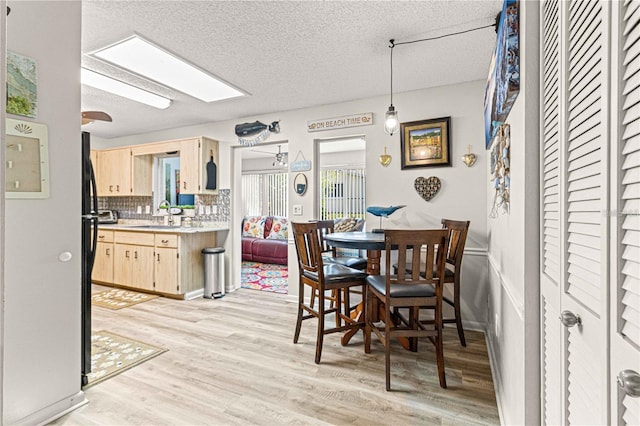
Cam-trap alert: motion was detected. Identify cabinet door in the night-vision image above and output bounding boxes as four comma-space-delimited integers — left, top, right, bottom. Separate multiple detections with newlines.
92, 241, 113, 283
180, 138, 200, 194
155, 247, 179, 294
131, 245, 155, 291
97, 148, 131, 196
113, 244, 133, 286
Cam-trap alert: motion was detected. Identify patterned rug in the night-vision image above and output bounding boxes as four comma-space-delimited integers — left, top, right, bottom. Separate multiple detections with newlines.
92, 288, 159, 310
241, 261, 288, 294
85, 330, 167, 388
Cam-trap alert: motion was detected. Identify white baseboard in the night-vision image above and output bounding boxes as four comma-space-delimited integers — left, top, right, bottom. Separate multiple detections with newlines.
484, 328, 506, 426
10, 391, 88, 426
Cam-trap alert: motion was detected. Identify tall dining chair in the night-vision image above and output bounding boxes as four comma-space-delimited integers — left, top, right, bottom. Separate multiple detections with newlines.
292, 222, 367, 364
393, 219, 470, 346
364, 228, 449, 390
310, 220, 368, 311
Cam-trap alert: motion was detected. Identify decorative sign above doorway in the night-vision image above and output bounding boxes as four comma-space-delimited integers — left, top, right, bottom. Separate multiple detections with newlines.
307, 112, 373, 132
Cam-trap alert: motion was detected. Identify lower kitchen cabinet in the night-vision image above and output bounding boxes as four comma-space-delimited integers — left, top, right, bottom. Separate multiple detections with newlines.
95, 228, 217, 299
93, 230, 114, 283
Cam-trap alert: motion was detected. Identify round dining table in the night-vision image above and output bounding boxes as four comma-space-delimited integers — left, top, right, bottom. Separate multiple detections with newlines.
322, 231, 385, 276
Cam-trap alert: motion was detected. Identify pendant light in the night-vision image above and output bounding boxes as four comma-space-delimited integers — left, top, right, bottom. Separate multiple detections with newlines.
384, 39, 399, 135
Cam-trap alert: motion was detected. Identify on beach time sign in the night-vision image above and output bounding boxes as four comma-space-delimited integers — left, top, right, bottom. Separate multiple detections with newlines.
307, 112, 373, 132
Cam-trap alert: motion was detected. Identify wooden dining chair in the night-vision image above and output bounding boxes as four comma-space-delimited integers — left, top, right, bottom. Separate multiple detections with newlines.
393, 219, 470, 346
364, 229, 449, 390
310, 220, 367, 310
292, 222, 367, 364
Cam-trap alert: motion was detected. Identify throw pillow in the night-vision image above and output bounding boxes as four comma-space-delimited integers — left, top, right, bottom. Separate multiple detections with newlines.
334, 217, 363, 232
267, 216, 289, 239
242, 216, 266, 238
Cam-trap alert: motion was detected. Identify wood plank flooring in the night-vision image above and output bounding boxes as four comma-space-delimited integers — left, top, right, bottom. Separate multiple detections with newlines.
52, 287, 499, 425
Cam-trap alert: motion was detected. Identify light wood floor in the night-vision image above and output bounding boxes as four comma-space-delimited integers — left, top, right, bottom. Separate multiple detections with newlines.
52, 287, 499, 425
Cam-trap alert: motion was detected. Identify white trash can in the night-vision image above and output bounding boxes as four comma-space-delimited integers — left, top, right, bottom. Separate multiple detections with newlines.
202, 247, 225, 299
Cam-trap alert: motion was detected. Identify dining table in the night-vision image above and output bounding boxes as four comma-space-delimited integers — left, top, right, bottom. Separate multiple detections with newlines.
323, 231, 401, 346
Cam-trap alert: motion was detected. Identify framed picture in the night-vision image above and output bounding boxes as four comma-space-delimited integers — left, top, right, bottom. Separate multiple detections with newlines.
400, 116, 451, 169
484, 0, 519, 148
5, 118, 49, 199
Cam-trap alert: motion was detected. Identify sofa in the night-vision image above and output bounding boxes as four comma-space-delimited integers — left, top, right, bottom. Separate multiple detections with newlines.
242, 216, 288, 265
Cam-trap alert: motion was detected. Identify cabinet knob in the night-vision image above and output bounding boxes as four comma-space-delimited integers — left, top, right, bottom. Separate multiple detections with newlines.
109, 185, 113, 192
183, 182, 187, 190
116, 184, 120, 192
98, 235, 104, 239
125, 250, 130, 258
106, 248, 110, 255
157, 253, 160, 262
162, 239, 169, 244
134, 251, 138, 259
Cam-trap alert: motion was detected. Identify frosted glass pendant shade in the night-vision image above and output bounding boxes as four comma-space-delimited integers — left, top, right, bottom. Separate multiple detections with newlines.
384, 105, 399, 135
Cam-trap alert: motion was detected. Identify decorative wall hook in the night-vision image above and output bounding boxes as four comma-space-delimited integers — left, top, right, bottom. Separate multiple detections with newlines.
379, 146, 392, 167
461, 144, 477, 167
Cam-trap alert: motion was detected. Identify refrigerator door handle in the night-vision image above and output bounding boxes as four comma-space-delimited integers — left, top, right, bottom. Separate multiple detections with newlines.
88, 160, 99, 270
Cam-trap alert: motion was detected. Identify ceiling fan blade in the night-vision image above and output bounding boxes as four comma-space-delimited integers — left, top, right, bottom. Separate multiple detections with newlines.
81, 111, 112, 125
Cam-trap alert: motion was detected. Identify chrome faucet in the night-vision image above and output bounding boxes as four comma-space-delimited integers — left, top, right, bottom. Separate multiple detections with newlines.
158, 199, 170, 210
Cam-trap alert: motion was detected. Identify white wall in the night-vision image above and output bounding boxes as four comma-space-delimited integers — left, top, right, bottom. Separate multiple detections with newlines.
485, 0, 540, 424
95, 79, 490, 330
3, 2, 85, 423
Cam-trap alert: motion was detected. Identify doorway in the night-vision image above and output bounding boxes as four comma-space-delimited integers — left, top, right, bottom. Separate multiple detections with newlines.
237, 142, 290, 294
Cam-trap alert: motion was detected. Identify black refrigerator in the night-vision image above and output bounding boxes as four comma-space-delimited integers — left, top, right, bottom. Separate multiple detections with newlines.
81, 131, 98, 386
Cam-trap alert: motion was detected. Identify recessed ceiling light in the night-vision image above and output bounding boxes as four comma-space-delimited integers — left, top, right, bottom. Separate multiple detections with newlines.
90, 35, 246, 103
81, 68, 172, 109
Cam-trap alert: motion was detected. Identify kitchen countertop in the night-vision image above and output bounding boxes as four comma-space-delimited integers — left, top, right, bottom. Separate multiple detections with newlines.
98, 223, 229, 234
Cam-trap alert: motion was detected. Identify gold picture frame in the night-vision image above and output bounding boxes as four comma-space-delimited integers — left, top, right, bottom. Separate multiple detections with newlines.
400, 116, 451, 169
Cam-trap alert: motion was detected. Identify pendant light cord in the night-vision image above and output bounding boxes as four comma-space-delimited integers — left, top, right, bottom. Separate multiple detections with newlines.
389, 39, 395, 107
394, 23, 496, 47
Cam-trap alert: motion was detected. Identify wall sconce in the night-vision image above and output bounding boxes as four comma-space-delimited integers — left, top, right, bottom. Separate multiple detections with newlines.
461, 144, 477, 167
379, 146, 392, 167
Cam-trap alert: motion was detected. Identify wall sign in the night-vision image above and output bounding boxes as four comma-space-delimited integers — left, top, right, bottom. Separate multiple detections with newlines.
307, 112, 373, 132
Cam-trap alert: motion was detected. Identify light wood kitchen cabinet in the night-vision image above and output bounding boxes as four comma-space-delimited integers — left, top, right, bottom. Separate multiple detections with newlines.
97, 228, 218, 299
180, 137, 219, 194
92, 230, 114, 283
113, 232, 154, 291
96, 148, 152, 196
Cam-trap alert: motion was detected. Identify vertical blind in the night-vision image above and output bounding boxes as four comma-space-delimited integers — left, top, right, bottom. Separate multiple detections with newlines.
319, 168, 366, 220
241, 172, 288, 217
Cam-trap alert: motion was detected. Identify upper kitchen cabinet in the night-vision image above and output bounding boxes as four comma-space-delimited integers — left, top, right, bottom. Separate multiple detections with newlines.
180, 137, 219, 195
96, 147, 152, 197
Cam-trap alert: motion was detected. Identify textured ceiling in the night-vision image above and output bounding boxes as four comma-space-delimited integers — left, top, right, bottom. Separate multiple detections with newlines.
81, 0, 502, 139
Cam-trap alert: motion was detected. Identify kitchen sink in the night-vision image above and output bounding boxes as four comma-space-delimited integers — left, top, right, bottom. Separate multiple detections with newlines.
126, 225, 181, 229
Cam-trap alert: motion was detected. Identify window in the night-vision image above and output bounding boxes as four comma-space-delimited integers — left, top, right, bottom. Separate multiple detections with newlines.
241, 172, 288, 217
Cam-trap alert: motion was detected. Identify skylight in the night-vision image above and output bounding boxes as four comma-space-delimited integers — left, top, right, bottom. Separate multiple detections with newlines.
81, 68, 172, 109
90, 35, 246, 103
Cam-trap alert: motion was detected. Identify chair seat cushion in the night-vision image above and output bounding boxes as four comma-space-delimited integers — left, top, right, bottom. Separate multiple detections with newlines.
325, 255, 367, 270
366, 275, 436, 298
303, 263, 366, 283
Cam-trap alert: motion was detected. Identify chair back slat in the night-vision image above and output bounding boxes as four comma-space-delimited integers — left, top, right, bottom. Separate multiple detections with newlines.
441, 219, 470, 268
292, 222, 322, 275
385, 229, 449, 287
316, 220, 337, 257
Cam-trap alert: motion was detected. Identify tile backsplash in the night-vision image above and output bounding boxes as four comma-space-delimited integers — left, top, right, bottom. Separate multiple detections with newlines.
98, 189, 231, 224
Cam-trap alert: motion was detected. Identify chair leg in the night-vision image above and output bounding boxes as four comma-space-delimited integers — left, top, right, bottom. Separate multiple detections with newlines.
454, 280, 466, 347
309, 287, 316, 309
435, 300, 447, 388
409, 307, 419, 352
315, 291, 325, 364
364, 288, 372, 354
293, 281, 304, 344
335, 288, 342, 328
385, 302, 392, 391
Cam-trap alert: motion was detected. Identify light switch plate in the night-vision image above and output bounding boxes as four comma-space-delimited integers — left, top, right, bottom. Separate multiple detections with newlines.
145, 205, 151, 214
293, 204, 303, 215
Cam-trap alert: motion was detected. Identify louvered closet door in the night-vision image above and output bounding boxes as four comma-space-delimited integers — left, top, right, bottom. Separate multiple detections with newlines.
540, 0, 563, 424
563, 0, 610, 424
611, 1, 640, 424
540, 0, 611, 424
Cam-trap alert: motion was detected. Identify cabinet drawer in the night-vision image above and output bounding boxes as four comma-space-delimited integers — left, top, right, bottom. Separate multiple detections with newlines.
96, 229, 114, 243
155, 234, 178, 248
114, 231, 155, 246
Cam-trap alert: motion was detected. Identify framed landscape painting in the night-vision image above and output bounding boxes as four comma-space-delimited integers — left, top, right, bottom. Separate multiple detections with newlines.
400, 117, 451, 169
6, 51, 38, 118
484, 0, 519, 148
